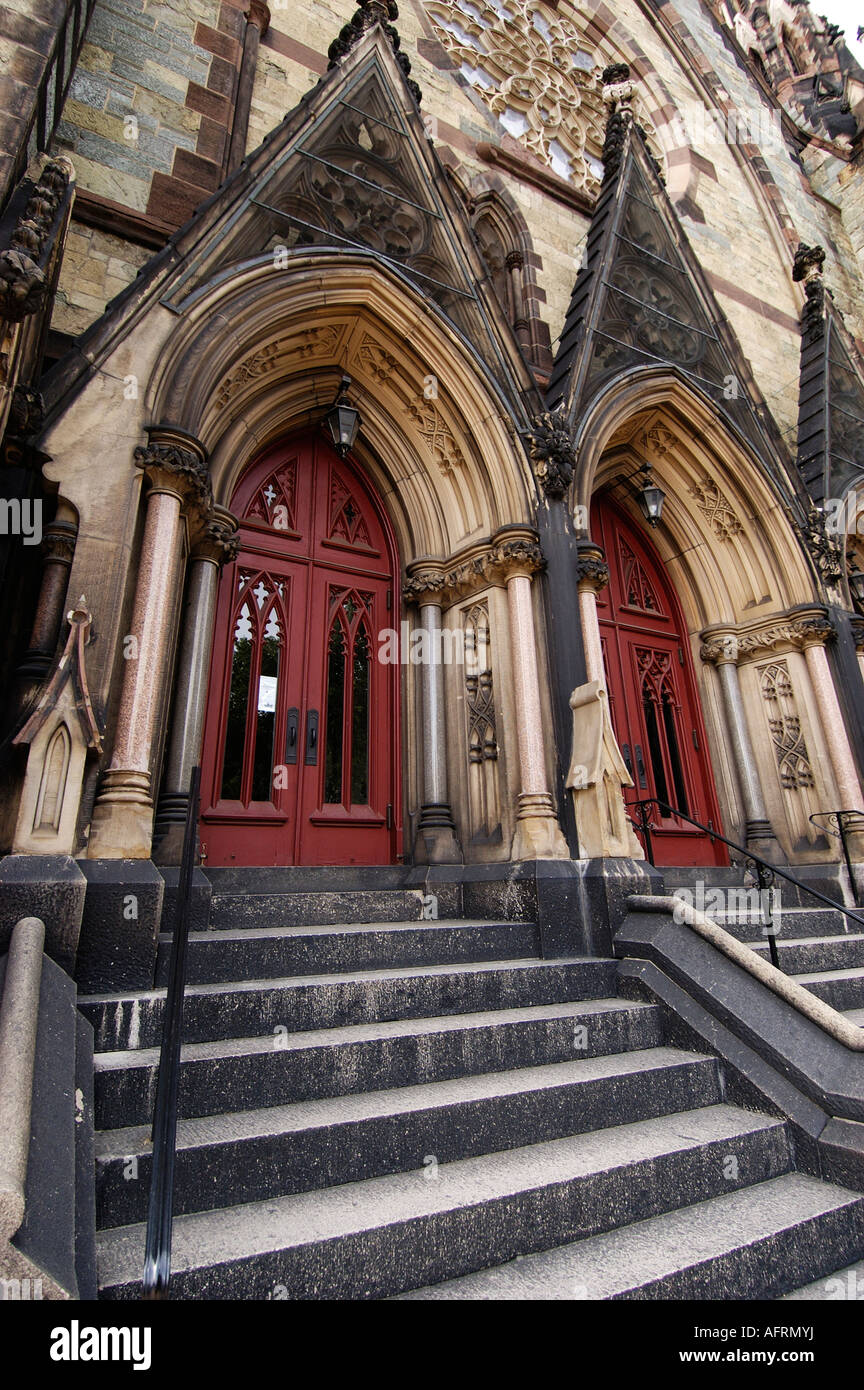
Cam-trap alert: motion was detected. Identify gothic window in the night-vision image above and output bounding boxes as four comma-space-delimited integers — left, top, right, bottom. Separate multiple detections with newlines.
244, 460, 297, 530
221, 571, 287, 803
635, 647, 689, 814
620, 539, 663, 614
323, 588, 374, 806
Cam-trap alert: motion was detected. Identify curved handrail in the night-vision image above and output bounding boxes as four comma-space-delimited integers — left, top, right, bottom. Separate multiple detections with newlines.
627, 797, 864, 945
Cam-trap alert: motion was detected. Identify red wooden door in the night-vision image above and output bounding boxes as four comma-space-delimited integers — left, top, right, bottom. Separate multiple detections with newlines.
592, 494, 726, 866
199, 433, 401, 866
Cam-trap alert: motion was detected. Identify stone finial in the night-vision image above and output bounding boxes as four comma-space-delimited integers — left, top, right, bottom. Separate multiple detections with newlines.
526, 409, 576, 499
601, 63, 635, 182
327, 0, 422, 105
792, 243, 826, 283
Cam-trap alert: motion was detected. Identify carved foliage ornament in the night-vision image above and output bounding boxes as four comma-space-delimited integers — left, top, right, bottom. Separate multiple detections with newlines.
134, 440, 213, 510
804, 503, 845, 586
688, 476, 743, 540
404, 535, 544, 602
527, 408, 576, 498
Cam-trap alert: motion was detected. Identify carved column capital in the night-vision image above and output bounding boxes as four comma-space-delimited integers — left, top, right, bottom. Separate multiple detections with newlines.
850, 616, 864, 652
193, 506, 240, 565
790, 612, 836, 648
700, 632, 739, 665
41, 519, 77, 567
134, 426, 212, 516
487, 533, 545, 583
575, 543, 609, 594
403, 562, 448, 605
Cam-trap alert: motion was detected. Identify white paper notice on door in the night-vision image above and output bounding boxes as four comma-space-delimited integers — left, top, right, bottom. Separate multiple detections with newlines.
258, 675, 278, 713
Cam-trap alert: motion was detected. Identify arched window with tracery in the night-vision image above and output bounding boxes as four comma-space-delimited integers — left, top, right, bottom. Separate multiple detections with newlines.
323, 587, 374, 807
221, 569, 286, 804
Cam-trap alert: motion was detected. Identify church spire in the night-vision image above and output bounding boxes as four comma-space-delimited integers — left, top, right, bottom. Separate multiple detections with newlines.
327, 0, 422, 105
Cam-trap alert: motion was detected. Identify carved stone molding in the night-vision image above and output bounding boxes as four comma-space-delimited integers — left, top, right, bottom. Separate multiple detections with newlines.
8, 383, 45, 438
526, 408, 576, 498
850, 616, 864, 653
405, 529, 544, 604
701, 609, 836, 662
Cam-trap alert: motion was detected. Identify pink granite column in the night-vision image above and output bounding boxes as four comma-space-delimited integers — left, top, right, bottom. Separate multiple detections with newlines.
502, 540, 568, 860
576, 545, 609, 686
88, 429, 211, 859
798, 618, 864, 818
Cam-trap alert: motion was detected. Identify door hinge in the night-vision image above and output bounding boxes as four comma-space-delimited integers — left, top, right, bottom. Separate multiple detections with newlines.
678, 646, 685, 665
386, 588, 392, 611
386, 802, 393, 830
692, 728, 700, 751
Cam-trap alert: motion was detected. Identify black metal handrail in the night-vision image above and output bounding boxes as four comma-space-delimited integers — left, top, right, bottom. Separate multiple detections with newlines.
628, 797, 864, 971
809, 810, 864, 909
142, 765, 201, 1299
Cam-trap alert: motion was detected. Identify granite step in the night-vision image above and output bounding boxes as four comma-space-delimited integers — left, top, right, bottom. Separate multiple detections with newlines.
154, 919, 540, 985
93, 996, 664, 1128
83, 955, 612, 1051
396, 1173, 864, 1301
96, 1104, 791, 1299
94, 1046, 721, 1228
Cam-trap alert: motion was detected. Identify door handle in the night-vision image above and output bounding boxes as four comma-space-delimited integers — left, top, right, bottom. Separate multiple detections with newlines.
634, 744, 648, 789
285, 707, 299, 764
305, 709, 319, 764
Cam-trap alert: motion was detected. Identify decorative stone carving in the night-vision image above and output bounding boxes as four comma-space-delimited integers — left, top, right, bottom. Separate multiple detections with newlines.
575, 545, 610, 594
526, 408, 576, 498
759, 660, 815, 790
13, 598, 103, 756
199, 514, 240, 565
700, 633, 740, 664
404, 532, 544, 603
327, 0, 422, 105
0, 158, 72, 323
215, 326, 342, 407
425, 0, 613, 194
566, 679, 644, 858
803, 503, 845, 586
640, 424, 677, 456
463, 600, 501, 841
793, 242, 826, 345
134, 436, 212, 512
8, 384, 45, 438
688, 476, 743, 540
355, 332, 398, 382
407, 395, 465, 474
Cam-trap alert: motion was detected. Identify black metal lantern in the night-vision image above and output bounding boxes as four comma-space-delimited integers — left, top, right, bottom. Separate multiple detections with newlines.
635, 458, 666, 528
324, 374, 361, 457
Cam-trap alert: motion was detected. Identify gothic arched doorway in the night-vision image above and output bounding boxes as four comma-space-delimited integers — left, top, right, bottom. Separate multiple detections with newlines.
592, 493, 726, 866
199, 432, 401, 866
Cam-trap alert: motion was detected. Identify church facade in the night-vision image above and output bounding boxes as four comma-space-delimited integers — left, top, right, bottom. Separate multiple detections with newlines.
4, 0, 864, 1306
1, 0, 863, 970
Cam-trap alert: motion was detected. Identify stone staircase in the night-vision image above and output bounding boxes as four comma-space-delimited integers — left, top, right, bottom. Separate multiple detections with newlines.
664, 866, 864, 1026
78, 874, 864, 1300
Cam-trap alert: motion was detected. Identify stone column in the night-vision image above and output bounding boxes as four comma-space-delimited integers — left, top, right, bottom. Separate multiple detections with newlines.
576, 544, 609, 686
416, 597, 462, 863
500, 540, 569, 861
701, 633, 780, 860
796, 616, 864, 823
87, 429, 212, 860
226, 3, 270, 175
15, 511, 77, 684
153, 507, 239, 864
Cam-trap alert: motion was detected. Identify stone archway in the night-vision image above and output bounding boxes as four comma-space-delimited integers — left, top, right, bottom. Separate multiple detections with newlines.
573, 368, 862, 864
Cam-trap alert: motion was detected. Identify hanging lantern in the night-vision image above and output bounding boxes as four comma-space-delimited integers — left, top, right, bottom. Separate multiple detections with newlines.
635, 458, 666, 527
324, 375, 361, 457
